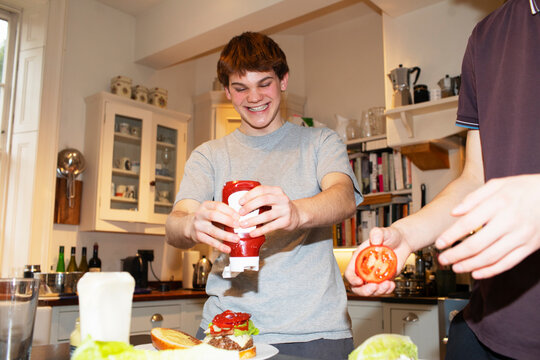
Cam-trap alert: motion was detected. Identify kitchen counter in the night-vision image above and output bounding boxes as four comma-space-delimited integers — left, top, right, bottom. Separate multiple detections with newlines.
38, 288, 208, 307
39, 288, 443, 307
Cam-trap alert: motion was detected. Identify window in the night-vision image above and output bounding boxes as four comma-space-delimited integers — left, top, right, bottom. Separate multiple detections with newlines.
0, 6, 19, 247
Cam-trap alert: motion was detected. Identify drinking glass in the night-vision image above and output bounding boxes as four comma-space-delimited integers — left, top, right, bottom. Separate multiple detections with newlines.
0, 278, 41, 360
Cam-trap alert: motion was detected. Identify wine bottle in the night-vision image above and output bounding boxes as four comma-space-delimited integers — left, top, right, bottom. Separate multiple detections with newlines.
78, 247, 89, 273
88, 243, 102, 272
56, 246, 65, 272
67, 246, 78, 272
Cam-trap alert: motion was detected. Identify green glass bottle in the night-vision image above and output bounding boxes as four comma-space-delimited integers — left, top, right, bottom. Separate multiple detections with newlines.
56, 246, 65, 272
78, 247, 89, 273
67, 246, 78, 272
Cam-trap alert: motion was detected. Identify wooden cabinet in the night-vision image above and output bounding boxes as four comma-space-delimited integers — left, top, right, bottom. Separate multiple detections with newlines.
383, 302, 440, 360
347, 300, 383, 348
193, 91, 306, 147
80, 92, 190, 234
47, 298, 205, 344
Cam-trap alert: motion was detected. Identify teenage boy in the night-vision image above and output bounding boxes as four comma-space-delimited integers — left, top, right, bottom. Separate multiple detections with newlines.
166, 32, 363, 359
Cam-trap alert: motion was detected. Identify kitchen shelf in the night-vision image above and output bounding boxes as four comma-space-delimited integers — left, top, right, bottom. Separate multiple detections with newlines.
155, 174, 174, 182
112, 168, 139, 178
346, 134, 388, 152
111, 196, 137, 204
114, 132, 142, 145
155, 201, 173, 207
156, 141, 175, 149
385, 96, 459, 139
360, 190, 411, 207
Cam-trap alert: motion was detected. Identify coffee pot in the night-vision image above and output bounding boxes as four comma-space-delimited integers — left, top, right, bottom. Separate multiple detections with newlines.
192, 255, 212, 289
388, 64, 421, 107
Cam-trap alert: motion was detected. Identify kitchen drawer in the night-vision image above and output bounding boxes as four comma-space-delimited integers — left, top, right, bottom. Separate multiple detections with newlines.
51, 305, 79, 343
131, 301, 182, 334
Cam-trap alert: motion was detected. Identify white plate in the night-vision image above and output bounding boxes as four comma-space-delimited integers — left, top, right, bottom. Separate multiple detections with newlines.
134, 343, 279, 359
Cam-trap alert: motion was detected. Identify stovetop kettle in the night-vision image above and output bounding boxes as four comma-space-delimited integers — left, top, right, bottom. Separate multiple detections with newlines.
388, 64, 421, 107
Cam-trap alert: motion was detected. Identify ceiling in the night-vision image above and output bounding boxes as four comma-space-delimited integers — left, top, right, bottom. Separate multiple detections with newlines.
95, 0, 166, 17
95, 0, 376, 36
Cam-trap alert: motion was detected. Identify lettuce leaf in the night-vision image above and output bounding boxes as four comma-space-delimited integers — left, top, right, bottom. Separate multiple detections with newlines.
349, 334, 418, 360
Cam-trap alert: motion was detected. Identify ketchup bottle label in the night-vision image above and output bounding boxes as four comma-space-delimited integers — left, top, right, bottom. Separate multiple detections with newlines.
227, 190, 259, 234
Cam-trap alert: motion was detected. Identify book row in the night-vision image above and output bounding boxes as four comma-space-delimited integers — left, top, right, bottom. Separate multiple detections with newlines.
333, 202, 410, 247
350, 149, 412, 195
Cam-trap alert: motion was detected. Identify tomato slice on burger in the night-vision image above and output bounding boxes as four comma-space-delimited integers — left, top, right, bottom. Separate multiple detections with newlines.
355, 245, 398, 284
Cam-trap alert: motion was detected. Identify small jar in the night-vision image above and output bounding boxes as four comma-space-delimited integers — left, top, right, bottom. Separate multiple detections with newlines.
110, 76, 132, 98
149, 87, 168, 108
131, 85, 149, 103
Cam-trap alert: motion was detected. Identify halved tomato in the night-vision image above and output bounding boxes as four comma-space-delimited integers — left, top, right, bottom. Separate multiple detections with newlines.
355, 245, 398, 284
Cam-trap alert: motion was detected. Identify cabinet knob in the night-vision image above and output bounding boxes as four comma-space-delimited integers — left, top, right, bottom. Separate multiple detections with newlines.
150, 180, 156, 186
402, 312, 419, 322
151, 313, 164, 323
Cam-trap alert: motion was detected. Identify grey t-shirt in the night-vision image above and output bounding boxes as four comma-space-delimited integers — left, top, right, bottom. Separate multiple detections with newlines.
176, 121, 362, 344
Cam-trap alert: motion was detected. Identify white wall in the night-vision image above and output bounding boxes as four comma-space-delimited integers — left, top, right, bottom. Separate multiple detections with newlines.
382, 0, 503, 207
53, 0, 197, 280
304, 11, 385, 130
383, 0, 504, 106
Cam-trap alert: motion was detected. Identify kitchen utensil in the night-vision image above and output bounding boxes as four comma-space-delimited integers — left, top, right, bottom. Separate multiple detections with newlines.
192, 255, 212, 289
452, 75, 461, 95
0, 278, 40, 359
57, 148, 86, 208
368, 107, 386, 135
121, 250, 154, 291
182, 250, 200, 289
334, 114, 349, 141
438, 75, 454, 98
118, 122, 130, 134
413, 84, 430, 103
388, 64, 421, 107
38, 272, 83, 297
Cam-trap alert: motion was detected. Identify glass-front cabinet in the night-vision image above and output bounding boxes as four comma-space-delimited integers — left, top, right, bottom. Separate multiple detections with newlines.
81, 92, 189, 234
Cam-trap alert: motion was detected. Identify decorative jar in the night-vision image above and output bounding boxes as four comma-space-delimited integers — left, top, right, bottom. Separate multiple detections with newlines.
131, 85, 148, 103
149, 87, 168, 108
110, 76, 132, 98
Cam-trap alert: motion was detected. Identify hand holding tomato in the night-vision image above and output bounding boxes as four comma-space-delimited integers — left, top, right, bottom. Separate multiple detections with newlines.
355, 245, 398, 284
345, 226, 413, 296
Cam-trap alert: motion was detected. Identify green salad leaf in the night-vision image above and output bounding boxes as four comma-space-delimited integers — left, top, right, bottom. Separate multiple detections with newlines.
349, 334, 418, 360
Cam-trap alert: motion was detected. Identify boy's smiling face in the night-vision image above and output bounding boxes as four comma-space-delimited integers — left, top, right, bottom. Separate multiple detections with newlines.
225, 70, 289, 136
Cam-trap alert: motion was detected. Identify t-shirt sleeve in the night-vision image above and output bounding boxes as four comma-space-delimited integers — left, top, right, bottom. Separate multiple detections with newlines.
175, 144, 215, 204
456, 31, 480, 130
316, 128, 363, 206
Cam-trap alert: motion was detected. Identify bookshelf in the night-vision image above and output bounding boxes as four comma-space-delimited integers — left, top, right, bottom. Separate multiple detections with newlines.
334, 136, 412, 249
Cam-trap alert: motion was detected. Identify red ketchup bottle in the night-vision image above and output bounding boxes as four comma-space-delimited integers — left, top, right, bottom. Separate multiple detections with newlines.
222, 180, 266, 275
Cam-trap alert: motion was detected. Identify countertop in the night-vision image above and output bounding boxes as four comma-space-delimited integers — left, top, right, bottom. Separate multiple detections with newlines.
39, 287, 444, 307
38, 288, 208, 307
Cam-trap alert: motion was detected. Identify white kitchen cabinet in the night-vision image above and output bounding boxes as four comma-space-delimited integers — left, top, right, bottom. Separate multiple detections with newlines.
347, 300, 383, 348
47, 298, 205, 344
193, 90, 306, 148
383, 302, 440, 360
80, 92, 190, 234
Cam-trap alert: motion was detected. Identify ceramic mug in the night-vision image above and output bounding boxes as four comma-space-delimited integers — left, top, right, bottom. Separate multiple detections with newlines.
131, 161, 140, 174
158, 190, 169, 202
115, 184, 127, 197
126, 185, 136, 199
115, 157, 131, 170
130, 127, 141, 137
118, 122, 130, 134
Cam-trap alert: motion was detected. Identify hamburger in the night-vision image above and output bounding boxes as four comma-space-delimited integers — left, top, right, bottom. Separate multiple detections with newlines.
203, 310, 259, 359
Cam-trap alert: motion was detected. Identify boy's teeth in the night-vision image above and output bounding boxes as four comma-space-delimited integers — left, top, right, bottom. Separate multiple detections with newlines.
249, 104, 268, 111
